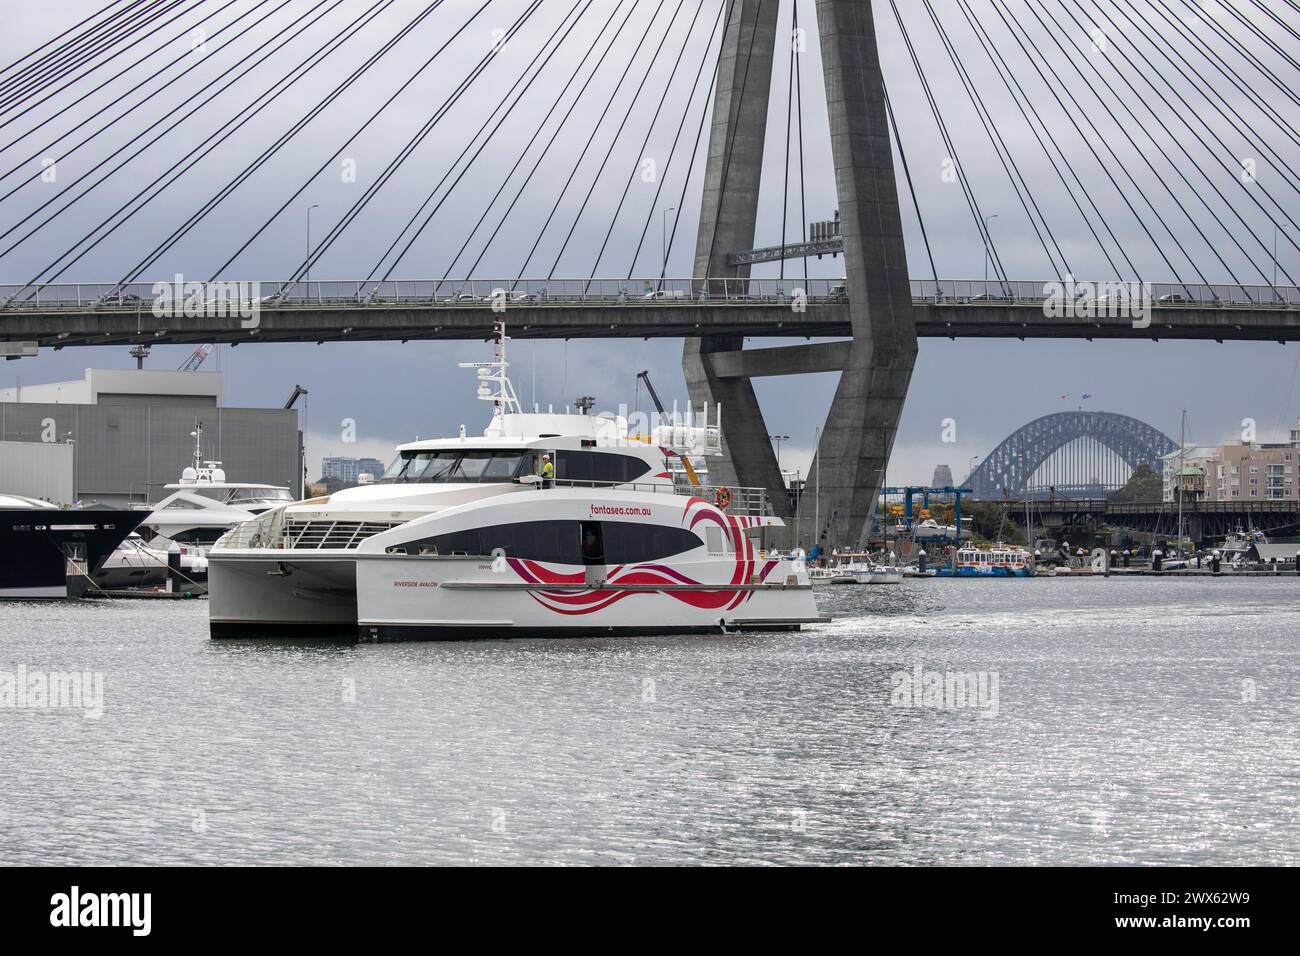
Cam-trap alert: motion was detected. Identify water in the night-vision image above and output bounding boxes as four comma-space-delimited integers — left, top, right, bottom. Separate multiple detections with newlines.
1, 578, 1296, 866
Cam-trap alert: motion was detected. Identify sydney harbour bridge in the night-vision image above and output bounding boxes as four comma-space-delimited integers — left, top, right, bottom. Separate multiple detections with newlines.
1, 0, 1297, 548
965, 411, 1179, 501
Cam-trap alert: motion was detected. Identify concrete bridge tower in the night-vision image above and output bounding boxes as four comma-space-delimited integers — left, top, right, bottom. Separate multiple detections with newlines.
685, 0, 917, 549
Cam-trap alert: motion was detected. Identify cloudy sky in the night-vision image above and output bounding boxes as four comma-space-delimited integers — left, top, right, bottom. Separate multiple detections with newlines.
1, 0, 1297, 484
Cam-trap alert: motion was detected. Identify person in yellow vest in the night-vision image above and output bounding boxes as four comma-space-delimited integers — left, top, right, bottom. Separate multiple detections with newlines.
540, 453, 554, 488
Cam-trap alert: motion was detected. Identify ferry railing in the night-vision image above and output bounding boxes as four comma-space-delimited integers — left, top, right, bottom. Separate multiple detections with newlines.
534, 478, 773, 517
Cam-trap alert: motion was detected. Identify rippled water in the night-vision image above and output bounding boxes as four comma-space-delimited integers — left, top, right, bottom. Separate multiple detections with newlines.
1, 578, 1296, 865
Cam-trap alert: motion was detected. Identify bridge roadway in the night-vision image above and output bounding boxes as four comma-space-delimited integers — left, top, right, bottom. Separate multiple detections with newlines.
1020, 497, 1300, 539
1, 278, 1297, 349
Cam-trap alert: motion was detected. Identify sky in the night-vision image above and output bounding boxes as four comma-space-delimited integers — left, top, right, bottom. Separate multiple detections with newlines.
1, 0, 1297, 485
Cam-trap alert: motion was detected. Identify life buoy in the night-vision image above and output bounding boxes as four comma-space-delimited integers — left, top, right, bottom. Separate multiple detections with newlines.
715, 486, 732, 510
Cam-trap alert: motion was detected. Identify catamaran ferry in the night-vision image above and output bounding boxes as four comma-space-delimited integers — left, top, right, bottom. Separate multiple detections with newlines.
207, 324, 821, 640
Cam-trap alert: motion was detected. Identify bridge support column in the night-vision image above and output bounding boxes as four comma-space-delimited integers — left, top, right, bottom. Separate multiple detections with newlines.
805, 0, 917, 548
684, 0, 788, 517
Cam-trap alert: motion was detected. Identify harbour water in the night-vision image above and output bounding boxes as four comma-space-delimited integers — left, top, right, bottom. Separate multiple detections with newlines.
1, 578, 1296, 866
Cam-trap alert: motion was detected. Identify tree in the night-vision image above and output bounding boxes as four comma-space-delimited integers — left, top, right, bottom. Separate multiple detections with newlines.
1109, 463, 1162, 502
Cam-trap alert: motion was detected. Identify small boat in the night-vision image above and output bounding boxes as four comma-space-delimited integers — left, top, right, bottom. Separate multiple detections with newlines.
934, 543, 1036, 578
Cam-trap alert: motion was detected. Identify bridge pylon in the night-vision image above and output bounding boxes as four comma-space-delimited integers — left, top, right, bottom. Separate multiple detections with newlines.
684, 0, 917, 549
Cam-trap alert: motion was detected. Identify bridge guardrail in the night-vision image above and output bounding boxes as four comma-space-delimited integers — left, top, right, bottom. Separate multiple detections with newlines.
2, 278, 1295, 312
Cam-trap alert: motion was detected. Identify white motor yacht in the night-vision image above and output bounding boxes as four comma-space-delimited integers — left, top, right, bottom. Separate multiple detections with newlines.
138, 423, 294, 550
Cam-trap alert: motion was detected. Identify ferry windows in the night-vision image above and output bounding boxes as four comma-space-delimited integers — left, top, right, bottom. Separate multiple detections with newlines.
601, 523, 702, 564
380, 450, 528, 483
704, 526, 725, 555
554, 451, 651, 484
405, 520, 702, 564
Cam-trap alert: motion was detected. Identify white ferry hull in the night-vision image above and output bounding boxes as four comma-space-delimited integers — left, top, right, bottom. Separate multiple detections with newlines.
355, 554, 819, 640
208, 555, 358, 637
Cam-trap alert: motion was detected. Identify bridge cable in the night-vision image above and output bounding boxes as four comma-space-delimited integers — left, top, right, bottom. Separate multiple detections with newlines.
1171, 0, 1299, 108
0, 0, 343, 257
368, 0, 600, 284
544, 0, 692, 281
1065, 0, 1299, 284
0, 0, 244, 143
1245, 0, 1300, 46
8, 0, 377, 286
921, 0, 1071, 280
0, 0, 269, 189
286, 2, 546, 288
952, 0, 1134, 280
199, 0, 481, 283
143, 0, 464, 285
992, 0, 1206, 286
794, 0, 808, 286
652, 15, 727, 287
779, 0, 795, 283
0, 0, 132, 80
1108, 0, 1300, 208
1212, 0, 1300, 73
0, 0, 152, 101
700, 0, 765, 281
445, 0, 640, 285
887, 0, 1010, 287
509, 0, 671, 283
1118, 0, 1300, 187
0, 0, 181, 114
884, 87, 939, 289
584, 0, 716, 285
1140, 0, 1300, 154
1028, 0, 1259, 285
623, 0, 730, 282
0, 0, 207, 129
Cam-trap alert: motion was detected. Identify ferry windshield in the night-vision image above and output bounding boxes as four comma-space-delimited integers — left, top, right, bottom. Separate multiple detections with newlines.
380, 449, 530, 483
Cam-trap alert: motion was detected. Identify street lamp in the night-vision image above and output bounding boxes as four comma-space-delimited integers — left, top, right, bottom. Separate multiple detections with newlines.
1274, 224, 1293, 290
770, 434, 790, 472
967, 455, 980, 482
982, 214, 999, 284
661, 206, 676, 281
306, 204, 320, 283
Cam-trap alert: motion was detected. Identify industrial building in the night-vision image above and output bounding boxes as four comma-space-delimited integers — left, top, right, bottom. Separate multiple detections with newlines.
0, 368, 303, 506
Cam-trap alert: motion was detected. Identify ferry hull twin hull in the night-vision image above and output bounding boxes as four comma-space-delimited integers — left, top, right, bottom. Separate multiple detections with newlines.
209, 553, 820, 640
356, 557, 820, 640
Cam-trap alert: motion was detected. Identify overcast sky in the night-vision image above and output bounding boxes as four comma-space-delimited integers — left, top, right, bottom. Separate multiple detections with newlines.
1, 0, 1297, 484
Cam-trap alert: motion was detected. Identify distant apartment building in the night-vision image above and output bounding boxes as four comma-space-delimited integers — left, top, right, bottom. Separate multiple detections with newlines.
321, 456, 386, 484
1161, 420, 1300, 502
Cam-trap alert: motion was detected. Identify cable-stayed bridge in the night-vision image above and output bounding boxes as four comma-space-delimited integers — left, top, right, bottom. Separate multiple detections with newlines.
2, 278, 1298, 346
0, 0, 1297, 547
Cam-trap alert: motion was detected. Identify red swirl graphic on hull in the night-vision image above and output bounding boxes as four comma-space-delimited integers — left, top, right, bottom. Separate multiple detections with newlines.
507, 499, 780, 616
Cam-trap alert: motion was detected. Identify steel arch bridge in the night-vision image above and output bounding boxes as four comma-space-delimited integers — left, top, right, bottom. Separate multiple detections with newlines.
966, 412, 1178, 500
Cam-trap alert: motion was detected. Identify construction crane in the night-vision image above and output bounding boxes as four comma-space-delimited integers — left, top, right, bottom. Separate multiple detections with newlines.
177, 345, 212, 372
636, 370, 702, 486
283, 385, 308, 409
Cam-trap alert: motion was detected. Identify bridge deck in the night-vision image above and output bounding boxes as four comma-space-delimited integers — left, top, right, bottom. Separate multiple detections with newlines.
2, 279, 1296, 347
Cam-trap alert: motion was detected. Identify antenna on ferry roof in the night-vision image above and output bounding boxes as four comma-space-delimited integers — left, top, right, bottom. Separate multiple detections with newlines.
458, 320, 521, 417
